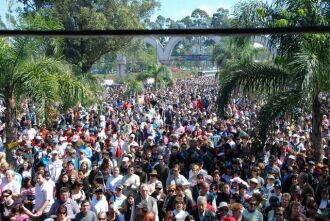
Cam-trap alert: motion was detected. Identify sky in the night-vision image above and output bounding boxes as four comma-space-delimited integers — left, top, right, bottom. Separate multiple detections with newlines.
152, 0, 240, 21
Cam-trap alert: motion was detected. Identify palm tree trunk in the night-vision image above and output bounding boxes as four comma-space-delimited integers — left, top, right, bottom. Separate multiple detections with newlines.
4, 95, 17, 163
311, 94, 323, 163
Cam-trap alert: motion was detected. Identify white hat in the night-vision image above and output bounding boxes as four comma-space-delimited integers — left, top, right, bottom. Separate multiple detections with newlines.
181, 180, 191, 186
52, 150, 58, 155
129, 134, 135, 138
59, 137, 67, 142
122, 157, 129, 162
250, 178, 259, 184
36, 135, 42, 140
292, 134, 299, 138
147, 136, 153, 140
288, 155, 296, 160
218, 202, 229, 208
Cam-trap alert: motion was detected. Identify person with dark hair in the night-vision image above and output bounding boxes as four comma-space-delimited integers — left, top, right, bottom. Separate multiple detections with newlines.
44, 205, 70, 221
27, 172, 54, 219
298, 172, 315, 205
55, 173, 73, 199
48, 187, 80, 219
123, 194, 135, 221
71, 180, 86, 207
20, 177, 36, 211
173, 196, 189, 221
18, 160, 32, 180
74, 200, 97, 221
242, 197, 263, 221
0, 189, 18, 221
122, 165, 140, 196
287, 201, 307, 221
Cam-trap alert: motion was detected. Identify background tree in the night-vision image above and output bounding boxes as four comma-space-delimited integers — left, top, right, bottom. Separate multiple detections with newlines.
211, 8, 230, 28
17, 0, 160, 74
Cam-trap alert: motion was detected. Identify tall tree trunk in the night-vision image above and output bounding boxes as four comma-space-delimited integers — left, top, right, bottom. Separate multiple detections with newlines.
4, 95, 17, 163
311, 93, 323, 163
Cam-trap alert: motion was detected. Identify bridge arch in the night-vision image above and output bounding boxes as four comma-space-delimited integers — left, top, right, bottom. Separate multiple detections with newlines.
143, 35, 276, 65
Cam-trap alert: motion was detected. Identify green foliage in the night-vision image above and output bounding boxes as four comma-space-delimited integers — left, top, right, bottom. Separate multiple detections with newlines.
17, 0, 160, 74
0, 37, 97, 109
211, 8, 230, 28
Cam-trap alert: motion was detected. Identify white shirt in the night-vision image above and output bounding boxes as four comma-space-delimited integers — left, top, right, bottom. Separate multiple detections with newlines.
122, 174, 140, 191
46, 159, 63, 182
91, 195, 109, 214
173, 209, 189, 221
0, 178, 20, 195
35, 180, 54, 213
106, 175, 123, 193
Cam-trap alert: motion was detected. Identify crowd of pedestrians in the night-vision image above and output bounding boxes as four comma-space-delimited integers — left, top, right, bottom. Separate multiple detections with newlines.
0, 75, 329, 221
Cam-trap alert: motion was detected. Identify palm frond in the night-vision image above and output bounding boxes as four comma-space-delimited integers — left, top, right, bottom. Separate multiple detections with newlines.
218, 62, 291, 117
257, 88, 304, 142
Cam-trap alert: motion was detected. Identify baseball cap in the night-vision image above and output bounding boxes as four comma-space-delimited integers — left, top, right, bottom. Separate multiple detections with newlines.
67, 160, 74, 165
218, 202, 229, 208
274, 182, 282, 189
155, 183, 163, 189
116, 185, 124, 190
122, 157, 129, 162
267, 174, 275, 180
288, 155, 296, 160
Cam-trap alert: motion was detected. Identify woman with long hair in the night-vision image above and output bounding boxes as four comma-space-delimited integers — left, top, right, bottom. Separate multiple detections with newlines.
123, 194, 135, 221
99, 158, 113, 184
19, 160, 32, 179
20, 177, 36, 211
80, 161, 91, 177
71, 180, 86, 207
55, 173, 72, 199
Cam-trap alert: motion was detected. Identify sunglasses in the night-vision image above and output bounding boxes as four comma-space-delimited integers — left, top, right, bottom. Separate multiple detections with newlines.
276, 213, 283, 216
2, 195, 10, 198
59, 212, 67, 215
98, 218, 106, 220
249, 203, 257, 206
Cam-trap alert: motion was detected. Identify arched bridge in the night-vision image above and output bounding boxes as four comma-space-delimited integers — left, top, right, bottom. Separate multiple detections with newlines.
143, 35, 276, 65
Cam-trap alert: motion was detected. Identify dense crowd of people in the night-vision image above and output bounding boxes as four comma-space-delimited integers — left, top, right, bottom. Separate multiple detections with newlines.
0, 75, 329, 221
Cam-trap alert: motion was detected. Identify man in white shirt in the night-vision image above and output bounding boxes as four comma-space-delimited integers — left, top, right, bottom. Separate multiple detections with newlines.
91, 186, 108, 214
34, 172, 54, 220
106, 166, 123, 193
46, 150, 63, 182
122, 165, 140, 196
22, 123, 37, 141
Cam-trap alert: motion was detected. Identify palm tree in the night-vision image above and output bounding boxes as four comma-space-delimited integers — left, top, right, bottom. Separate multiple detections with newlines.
0, 37, 96, 162
217, 0, 330, 162
218, 40, 330, 164
136, 64, 172, 90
